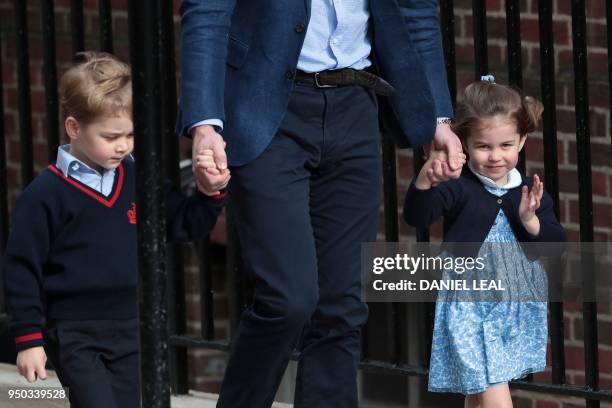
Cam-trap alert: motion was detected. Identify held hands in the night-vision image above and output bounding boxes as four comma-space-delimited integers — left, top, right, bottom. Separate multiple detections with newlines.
519, 174, 543, 236
16, 347, 47, 383
415, 150, 453, 189
432, 123, 465, 174
415, 123, 466, 190
192, 125, 231, 196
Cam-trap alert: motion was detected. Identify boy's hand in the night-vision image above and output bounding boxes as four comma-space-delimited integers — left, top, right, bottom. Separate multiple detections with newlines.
519, 174, 543, 236
194, 150, 231, 196
415, 149, 462, 190
192, 125, 231, 196
16, 347, 47, 382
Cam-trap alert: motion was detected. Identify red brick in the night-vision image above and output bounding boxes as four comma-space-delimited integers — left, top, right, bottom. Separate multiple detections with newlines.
555, 0, 571, 16
564, 344, 586, 371
586, 22, 607, 49
487, 16, 507, 39
397, 154, 415, 182
588, 82, 610, 107
559, 170, 579, 196
564, 316, 573, 340
533, 369, 553, 383
575, 319, 612, 348
485, 0, 502, 12
567, 141, 612, 168
525, 137, 544, 161
556, 50, 575, 77
3, 113, 16, 135
522, 18, 570, 45
586, 0, 607, 20
587, 50, 609, 78
591, 171, 608, 197
536, 401, 560, 408
594, 202, 612, 229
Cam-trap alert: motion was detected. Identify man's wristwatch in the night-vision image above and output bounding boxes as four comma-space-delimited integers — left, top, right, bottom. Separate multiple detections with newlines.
436, 117, 452, 125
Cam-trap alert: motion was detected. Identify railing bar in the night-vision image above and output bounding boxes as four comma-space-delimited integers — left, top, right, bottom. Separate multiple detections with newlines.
71, 0, 84, 59
538, 0, 566, 385
439, 0, 457, 104
98, 0, 113, 53
157, 0, 187, 394
15, 0, 34, 187
472, 0, 489, 79
129, 0, 170, 406
505, 0, 526, 173
381, 131, 402, 364
41, 0, 60, 163
571, 2, 599, 407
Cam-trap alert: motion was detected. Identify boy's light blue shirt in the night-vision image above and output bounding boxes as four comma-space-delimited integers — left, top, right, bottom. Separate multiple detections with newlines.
56, 144, 117, 197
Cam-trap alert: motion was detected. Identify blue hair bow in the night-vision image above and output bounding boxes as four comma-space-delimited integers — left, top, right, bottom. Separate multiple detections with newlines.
481, 74, 495, 83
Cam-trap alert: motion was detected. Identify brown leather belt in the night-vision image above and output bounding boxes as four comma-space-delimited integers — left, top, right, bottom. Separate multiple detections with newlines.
294, 68, 395, 96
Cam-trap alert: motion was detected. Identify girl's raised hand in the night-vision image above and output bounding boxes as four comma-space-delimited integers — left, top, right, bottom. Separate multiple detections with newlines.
519, 174, 544, 235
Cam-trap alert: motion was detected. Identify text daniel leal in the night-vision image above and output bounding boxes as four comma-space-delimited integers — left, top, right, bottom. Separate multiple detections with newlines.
372, 279, 506, 291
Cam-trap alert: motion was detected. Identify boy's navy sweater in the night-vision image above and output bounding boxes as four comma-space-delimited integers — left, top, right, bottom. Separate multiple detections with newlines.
3, 159, 225, 351
404, 167, 566, 256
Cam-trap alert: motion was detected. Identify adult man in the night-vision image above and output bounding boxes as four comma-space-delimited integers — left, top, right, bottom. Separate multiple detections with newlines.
177, 1, 463, 407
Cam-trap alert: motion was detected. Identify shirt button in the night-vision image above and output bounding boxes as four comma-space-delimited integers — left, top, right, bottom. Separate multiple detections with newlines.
294, 23, 305, 33
285, 70, 295, 79
497, 198, 503, 204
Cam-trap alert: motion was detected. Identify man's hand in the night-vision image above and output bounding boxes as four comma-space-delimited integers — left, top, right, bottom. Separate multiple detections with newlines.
192, 125, 231, 195
431, 123, 465, 174
16, 347, 47, 383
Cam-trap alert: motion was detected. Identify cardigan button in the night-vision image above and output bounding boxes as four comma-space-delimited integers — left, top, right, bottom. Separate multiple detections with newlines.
497, 198, 503, 204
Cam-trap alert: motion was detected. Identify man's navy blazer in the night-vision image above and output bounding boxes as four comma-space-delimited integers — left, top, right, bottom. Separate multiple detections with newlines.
177, 0, 453, 166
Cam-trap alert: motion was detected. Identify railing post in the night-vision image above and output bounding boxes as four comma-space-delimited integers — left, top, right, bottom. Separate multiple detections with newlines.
14, 0, 33, 187
472, 0, 488, 79
99, 0, 113, 53
0, 28, 8, 312
71, 0, 84, 59
128, 1, 170, 407
538, 0, 566, 386
41, 0, 60, 163
571, 2, 599, 407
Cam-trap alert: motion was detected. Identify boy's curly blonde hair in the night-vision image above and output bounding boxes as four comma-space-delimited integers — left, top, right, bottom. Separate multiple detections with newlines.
59, 51, 131, 124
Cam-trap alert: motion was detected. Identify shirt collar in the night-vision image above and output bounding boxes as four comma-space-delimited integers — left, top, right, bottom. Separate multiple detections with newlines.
468, 162, 522, 189
56, 144, 108, 177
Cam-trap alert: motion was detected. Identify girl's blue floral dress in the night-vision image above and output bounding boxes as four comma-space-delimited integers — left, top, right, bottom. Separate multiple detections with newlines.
427, 166, 548, 395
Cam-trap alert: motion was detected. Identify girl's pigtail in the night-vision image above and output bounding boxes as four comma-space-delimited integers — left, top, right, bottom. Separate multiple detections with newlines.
522, 96, 544, 133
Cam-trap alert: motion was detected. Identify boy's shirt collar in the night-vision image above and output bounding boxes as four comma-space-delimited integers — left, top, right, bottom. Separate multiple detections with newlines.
56, 144, 116, 196
467, 162, 522, 190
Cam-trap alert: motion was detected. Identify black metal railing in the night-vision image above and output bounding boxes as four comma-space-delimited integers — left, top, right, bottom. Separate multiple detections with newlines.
0, 1, 610, 407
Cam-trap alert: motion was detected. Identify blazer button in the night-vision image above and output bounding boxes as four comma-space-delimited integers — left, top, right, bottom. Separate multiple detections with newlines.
497, 198, 503, 204
295, 23, 305, 33
286, 70, 295, 79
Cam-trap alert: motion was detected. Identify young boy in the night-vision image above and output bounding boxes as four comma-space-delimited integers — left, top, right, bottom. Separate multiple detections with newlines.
2, 52, 230, 408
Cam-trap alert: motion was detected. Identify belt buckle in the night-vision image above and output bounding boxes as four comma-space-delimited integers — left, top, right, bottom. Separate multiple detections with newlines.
314, 72, 337, 88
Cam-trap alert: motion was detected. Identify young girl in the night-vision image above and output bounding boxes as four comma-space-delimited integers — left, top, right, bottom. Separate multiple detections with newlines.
404, 77, 566, 407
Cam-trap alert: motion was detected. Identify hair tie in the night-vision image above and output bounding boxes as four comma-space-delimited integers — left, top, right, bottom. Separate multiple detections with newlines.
480, 74, 495, 84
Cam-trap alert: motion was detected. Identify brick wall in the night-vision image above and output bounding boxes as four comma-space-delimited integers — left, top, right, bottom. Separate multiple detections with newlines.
1, 1, 611, 406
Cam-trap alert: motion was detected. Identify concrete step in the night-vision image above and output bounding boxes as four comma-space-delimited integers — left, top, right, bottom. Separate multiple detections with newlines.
0, 363, 292, 407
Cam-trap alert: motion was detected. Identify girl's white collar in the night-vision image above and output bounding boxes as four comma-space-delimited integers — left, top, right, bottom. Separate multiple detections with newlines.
468, 162, 522, 189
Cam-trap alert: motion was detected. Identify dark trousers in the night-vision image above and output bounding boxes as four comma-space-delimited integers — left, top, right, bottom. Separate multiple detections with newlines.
44, 318, 140, 408
219, 84, 381, 408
